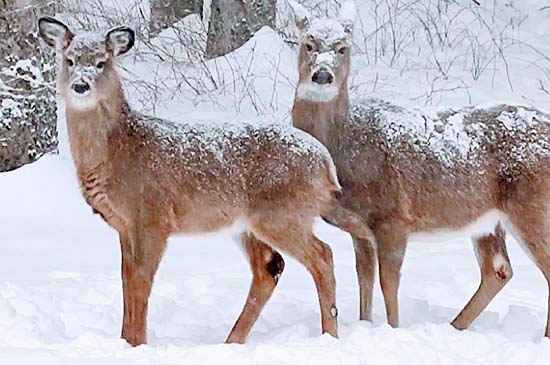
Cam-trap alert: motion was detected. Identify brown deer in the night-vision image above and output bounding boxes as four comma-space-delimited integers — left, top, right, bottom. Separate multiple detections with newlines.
38, 16, 342, 346
287, 0, 550, 337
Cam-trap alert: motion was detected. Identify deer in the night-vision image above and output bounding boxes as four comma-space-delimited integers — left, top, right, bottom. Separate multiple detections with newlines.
38, 16, 342, 346
278, 0, 550, 337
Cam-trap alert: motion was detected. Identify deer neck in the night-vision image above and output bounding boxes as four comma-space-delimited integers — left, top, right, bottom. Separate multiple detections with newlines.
292, 82, 349, 149
65, 81, 127, 175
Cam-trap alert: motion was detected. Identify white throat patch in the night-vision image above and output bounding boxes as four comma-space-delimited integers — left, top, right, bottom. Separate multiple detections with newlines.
296, 83, 338, 102
66, 93, 97, 111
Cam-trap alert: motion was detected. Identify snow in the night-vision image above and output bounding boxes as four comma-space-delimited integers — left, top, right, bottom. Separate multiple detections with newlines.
349, 100, 479, 167
2, 155, 550, 364
289, 0, 311, 25
305, 18, 350, 47
337, 0, 357, 31
133, 112, 333, 161
4, 0, 550, 363
349, 99, 550, 168
497, 107, 550, 131
2, 59, 44, 88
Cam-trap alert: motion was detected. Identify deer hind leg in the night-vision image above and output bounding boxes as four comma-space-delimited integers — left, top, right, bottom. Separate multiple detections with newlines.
505, 206, 550, 337
451, 225, 512, 330
353, 236, 377, 321
226, 233, 285, 344
249, 218, 338, 338
517, 244, 550, 337
119, 227, 168, 346
375, 225, 407, 328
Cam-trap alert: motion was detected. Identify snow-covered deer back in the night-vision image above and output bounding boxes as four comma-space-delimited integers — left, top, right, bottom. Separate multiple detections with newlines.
39, 16, 341, 346
291, 0, 550, 338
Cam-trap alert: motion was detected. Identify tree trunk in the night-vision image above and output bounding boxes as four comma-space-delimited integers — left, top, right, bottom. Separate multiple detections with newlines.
0, 0, 57, 172
206, 0, 276, 58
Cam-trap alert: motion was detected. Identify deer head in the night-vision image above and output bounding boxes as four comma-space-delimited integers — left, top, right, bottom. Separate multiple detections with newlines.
291, 0, 356, 103
38, 17, 134, 111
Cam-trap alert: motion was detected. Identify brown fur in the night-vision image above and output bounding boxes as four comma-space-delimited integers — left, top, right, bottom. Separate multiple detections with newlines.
40, 18, 341, 346
290, 14, 550, 337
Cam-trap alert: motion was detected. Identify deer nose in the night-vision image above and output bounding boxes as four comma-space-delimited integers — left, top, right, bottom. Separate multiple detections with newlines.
312, 69, 333, 85
72, 82, 90, 94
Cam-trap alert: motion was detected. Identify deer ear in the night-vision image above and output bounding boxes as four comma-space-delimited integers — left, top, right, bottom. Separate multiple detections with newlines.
288, 0, 311, 32
105, 26, 135, 57
338, 0, 357, 35
38, 16, 73, 49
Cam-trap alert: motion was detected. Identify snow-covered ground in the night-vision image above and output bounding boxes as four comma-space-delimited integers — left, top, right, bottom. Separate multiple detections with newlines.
2, 154, 550, 364
4, 0, 550, 363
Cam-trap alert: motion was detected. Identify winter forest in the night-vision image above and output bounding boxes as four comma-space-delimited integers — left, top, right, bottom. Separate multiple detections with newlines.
3, 0, 550, 363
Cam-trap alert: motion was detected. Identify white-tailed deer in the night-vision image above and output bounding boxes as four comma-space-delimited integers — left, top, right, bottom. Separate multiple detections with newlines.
288, 0, 550, 337
38, 16, 341, 346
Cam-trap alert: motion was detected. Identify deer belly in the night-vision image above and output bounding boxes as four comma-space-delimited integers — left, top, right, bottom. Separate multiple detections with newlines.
175, 204, 246, 235
408, 209, 505, 243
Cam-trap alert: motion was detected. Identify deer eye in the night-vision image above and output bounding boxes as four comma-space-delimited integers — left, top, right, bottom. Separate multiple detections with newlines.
337, 47, 347, 55
66, 58, 74, 67
306, 44, 313, 52
96, 61, 105, 69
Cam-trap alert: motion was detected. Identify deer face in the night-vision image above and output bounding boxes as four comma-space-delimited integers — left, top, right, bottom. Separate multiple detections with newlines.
38, 17, 134, 110
293, 1, 356, 102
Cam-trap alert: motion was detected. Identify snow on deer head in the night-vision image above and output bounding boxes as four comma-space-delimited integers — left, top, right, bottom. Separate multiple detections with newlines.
291, 0, 356, 102
38, 17, 134, 110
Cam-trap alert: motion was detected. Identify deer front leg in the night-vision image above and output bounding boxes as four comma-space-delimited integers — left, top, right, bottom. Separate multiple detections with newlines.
226, 233, 285, 344
119, 228, 168, 346
452, 228, 512, 330
375, 225, 407, 328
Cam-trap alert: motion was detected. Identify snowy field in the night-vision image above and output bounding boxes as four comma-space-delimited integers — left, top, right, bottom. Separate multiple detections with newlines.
2, 155, 550, 364
4, 0, 550, 363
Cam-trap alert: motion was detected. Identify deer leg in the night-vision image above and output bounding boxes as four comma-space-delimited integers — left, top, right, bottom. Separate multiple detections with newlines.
321, 200, 376, 321
503, 201, 550, 337
250, 220, 338, 338
375, 226, 407, 328
226, 233, 285, 344
513, 240, 550, 337
322, 199, 374, 241
452, 227, 512, 330
297, 234, 338, 337
506, 214, 550, 336
353, 236, 377, 321
119, 228, 168, 346
306, 235, 338, 337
